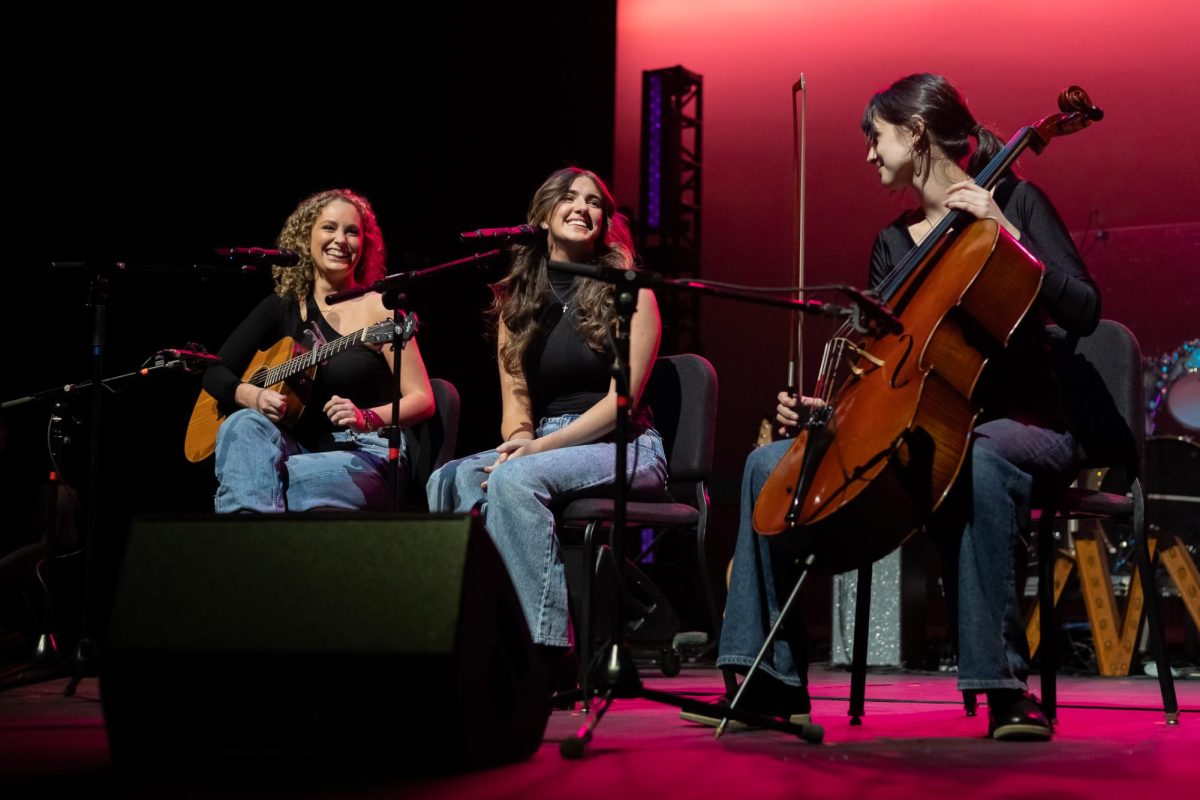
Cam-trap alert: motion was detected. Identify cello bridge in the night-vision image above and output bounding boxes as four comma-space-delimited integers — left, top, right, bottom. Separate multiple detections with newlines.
833, 337, 885, 376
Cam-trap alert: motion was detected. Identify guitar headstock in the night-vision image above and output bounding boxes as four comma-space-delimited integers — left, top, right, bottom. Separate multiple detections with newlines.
361, 319, 397, 345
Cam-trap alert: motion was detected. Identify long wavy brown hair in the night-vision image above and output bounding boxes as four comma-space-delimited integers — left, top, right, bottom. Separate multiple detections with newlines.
491, 167, 636, 375
860, 73, 1009, 182
271, 189, 387, 302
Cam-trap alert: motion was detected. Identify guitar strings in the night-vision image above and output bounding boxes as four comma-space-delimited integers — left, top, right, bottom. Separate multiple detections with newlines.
253, 322, 390, 388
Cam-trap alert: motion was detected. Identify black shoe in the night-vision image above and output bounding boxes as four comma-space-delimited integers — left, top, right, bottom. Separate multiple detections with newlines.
535, 645, 579, 696
987, 691, 1052, 741
680, 673, 812, 729
680, 702, 812, 730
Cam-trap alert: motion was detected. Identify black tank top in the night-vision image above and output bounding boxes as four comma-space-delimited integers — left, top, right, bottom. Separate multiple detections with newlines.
523, 272, 612, 419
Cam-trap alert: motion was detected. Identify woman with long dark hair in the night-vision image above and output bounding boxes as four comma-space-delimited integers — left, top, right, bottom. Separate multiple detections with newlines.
699, 74, 1099, 741
427, 167, 668, 681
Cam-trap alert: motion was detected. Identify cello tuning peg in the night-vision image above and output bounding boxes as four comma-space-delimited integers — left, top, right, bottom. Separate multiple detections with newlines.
1058, 85, 1104, 121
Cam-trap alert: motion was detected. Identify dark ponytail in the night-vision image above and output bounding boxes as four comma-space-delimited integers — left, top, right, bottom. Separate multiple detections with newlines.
967, 124, 1006, 176
862, 73, 1009, 179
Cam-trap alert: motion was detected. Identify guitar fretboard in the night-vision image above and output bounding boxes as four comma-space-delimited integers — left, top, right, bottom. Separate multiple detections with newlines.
252, 328, 372, 388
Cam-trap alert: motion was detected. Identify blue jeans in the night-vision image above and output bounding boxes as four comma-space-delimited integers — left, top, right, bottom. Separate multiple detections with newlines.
720, 419, 1080, 693
426, 415, 669, 647
214, 409, 400, 513
718, 439, 807, 686
948, 418, 1080, 692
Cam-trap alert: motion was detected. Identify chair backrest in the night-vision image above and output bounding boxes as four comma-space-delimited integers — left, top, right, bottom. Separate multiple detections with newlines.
1047, 320, 1144, 474
404, 378, 461, 493
641, 354, 718, 483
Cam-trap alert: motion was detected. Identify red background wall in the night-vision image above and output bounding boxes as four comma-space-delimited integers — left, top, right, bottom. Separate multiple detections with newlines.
613, 0, 1199, 495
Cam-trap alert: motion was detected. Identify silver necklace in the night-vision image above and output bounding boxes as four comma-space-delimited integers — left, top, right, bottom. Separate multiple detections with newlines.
548, 279, 572, 313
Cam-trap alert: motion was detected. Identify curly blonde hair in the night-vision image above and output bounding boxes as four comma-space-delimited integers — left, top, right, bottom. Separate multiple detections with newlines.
272, 189, 387, 301
491, 167, 636, 375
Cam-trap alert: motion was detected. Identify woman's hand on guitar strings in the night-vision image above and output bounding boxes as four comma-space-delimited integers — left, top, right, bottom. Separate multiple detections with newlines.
255, 387, 288, 423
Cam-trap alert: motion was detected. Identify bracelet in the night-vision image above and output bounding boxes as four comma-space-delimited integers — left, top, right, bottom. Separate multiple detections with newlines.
361, 408, 384, 432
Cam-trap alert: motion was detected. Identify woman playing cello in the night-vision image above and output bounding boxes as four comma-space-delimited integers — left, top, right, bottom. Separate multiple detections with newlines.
691, 73, 1099, 741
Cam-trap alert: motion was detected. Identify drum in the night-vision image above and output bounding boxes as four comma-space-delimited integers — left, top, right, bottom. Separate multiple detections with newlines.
1148, 339, 1200, 433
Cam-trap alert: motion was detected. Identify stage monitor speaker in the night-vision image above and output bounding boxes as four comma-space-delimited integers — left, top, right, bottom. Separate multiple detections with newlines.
100, 513, 549, 771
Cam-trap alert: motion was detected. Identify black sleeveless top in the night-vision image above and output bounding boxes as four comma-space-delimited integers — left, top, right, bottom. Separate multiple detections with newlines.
523, 272, 612, 420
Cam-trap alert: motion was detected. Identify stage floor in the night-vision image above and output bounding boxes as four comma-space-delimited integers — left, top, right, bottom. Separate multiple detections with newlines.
2, 665, 1197, 798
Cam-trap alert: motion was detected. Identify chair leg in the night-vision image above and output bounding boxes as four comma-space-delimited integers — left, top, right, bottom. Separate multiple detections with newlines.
849, 562, 873, 724
1129, 480, 1180, 723
1037, 508, 1058, 722
695, 510, 724, 653
579, 520, 601, 711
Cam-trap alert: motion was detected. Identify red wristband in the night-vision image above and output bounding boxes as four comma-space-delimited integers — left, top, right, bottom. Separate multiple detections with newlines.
362, 408, 384, 432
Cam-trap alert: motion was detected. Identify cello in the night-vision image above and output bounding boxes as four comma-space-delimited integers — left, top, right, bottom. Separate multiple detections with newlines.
752, 86, 1103, 574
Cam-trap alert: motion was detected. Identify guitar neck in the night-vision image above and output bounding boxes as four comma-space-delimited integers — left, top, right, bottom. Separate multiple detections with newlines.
252, 328, 368, 387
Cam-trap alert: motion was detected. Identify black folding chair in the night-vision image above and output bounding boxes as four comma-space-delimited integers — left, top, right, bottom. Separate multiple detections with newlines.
557, 354, 720, 702
850, 321, 1179, 725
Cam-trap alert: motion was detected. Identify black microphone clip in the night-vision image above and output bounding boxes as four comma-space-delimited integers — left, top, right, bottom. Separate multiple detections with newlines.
842, 289, 903, 335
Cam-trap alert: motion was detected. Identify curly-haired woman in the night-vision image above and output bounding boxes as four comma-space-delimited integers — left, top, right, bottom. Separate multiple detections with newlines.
204, 189, 433, 513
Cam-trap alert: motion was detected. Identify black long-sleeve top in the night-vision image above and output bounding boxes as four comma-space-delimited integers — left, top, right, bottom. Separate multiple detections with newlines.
867, 177, 1101, 427
202, 293, 393, 450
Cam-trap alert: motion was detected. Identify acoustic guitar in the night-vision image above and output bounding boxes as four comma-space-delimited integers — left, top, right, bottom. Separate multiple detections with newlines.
183, 319, 395, 462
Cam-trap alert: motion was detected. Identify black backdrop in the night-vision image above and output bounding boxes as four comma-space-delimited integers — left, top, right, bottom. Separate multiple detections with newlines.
2, 6, 617, 639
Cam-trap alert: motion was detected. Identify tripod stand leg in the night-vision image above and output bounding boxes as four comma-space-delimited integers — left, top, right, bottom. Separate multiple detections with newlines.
0, 627, 70, 694
560, 688, 616, 759
715, 553, 815, 738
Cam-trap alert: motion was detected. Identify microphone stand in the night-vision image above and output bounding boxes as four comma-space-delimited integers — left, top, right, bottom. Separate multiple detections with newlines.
0, 258, 247, 697
546, 260, 900, 757
0, 399, 73, 689
0, 350, 221, 695
324, 249, 503, 510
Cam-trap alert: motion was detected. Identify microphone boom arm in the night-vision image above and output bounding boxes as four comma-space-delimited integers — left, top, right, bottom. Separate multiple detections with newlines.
325, 249, 505, 305
547, 260, 901, 332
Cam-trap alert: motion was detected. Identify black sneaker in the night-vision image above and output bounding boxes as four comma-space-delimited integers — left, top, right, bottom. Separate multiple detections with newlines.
680, 703, 812, 730
680, 673, 811, 729
987, 690, 1053, 741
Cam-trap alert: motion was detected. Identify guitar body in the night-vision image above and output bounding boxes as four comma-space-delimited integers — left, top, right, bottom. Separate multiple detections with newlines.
183, 336, 315, 462
755, 417, 775, 449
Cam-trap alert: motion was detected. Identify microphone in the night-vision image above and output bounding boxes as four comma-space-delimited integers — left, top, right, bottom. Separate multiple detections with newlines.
459, 224, 538, 241
161, 348, 221, 366
214, 247, 302, 267
154, 348, 221, 373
